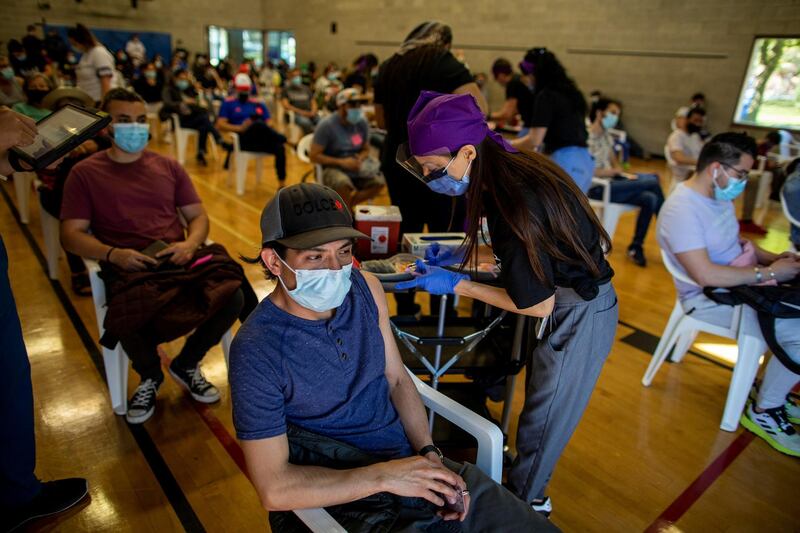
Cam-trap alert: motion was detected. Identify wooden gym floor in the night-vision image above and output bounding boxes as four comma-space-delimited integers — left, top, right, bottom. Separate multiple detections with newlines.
2, 131, 798, 532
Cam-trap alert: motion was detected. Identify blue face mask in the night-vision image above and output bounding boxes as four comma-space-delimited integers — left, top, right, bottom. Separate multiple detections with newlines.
113, 123, 150, 153
1, 67, 14, 80
427, 158, 472, 197
175, 79, 190, 90
291, 76, 303, 86
601, 112, 619, 130
712, 167, 747, 201
346, 108, 363, 124
278, 258, 353, 312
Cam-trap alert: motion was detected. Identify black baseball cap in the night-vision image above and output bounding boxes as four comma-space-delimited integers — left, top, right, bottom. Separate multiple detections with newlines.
260, 183, 368, 249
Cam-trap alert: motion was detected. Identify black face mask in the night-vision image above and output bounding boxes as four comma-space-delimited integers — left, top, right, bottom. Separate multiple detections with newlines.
237, 92, 249, 103
687, 123, 702, 134
26, 89, 49, 105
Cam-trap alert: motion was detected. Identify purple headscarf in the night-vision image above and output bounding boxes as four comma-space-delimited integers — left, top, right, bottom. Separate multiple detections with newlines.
406, 91, 518, 156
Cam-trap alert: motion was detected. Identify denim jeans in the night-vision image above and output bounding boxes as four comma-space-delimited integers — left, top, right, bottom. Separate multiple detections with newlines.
588, 173, 665, 247
550, 146, 594, 193
783, 170, 800, 247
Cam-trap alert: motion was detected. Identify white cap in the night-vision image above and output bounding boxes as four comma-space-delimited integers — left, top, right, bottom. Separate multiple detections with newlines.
234, 73, 252, 90
335, 88, 368, 108
675, 106, 690, 119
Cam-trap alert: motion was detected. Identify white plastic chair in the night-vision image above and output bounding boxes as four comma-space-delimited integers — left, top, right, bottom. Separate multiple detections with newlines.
13, 171, 35, 224
296, 134, 323, 184
292, 368, 504, 531
587, 177, 638, 240
11, 172, 60, 278
781, 188, 799, 252
171, 114, 218, 166
226, 131, 268, 196
83, 253, 233, 415
642, 249, 768, 431
664, 145, 695, 194
145, 102, 165, 143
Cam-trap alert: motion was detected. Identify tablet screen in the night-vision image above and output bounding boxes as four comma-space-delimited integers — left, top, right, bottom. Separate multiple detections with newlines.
16, 106, 102, 159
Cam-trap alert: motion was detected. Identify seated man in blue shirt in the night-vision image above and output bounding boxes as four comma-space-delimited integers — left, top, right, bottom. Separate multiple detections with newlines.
309, 88, 385, 210
230, 183, 555, 532
215, 73, 287, 186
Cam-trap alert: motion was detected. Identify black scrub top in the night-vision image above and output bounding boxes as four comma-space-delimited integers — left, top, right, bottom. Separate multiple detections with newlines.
529, 88, 588, 153
374, 49, 474, 167
483, 185, 614, 308
505, 75, 534, 127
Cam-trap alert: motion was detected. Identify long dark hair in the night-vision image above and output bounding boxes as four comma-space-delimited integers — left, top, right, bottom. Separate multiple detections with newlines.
67, 24, 97, 49
463, 138, 611, 285
525, 48, 586, 115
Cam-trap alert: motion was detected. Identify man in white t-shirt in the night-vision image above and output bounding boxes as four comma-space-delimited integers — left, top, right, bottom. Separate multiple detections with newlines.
665, 107, 705, 181
125, 34, 146, 67
657, 132, 800, 457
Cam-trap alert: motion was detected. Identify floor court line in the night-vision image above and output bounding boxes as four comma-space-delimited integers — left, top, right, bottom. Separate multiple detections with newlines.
643, 431, 756, 532
0, 184, 207, 533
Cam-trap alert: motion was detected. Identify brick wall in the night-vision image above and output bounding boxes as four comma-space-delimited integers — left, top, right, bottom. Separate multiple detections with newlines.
263, 0, 800, 153
3, 0, 798, 152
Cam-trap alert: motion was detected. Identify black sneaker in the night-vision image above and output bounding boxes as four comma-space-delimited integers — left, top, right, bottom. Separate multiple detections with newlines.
196, 152, 208, 166
4, 478, 89, 532
627, 245, 647, 267
531, 496, 552, 518
169, 362, 220, 403
126, 378, 161, 424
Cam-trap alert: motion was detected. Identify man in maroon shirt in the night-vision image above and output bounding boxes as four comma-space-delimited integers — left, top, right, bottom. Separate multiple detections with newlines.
61, 88, 244, 424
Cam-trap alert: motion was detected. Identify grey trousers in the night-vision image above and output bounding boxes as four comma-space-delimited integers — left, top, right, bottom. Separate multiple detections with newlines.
508, 282, 618, 502
396, 459, 560, 532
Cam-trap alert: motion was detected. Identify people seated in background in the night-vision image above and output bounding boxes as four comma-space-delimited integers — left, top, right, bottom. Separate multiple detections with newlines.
132, 62, 165, 104
161, 68, 228, 166
22, 25, 44, 64
192, 54, 225, 97
124, 34, 146, 67
666, 106, 705, 182
313, 63, 343, 111
280, 68, 318, 135
758, 130, 788, 199
215, 73, 288, 186
0, 55, 25, 107
37, 87, 108, 296
231, 183, 556, 532
587, 98, 664, 266
309, 88, 385, 211
12, 73, 53, 121
44, 28, 69, 68
344, 53, 379, 92
657, 132, 800, 457
489, 58, 533, 135
60, 88, 251, 425
783, 157, 800, 250
114, 49, 135, 83
7, 39, 45, 78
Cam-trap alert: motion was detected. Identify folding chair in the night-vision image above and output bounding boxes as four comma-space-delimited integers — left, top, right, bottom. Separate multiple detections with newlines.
642, 250, 768, 431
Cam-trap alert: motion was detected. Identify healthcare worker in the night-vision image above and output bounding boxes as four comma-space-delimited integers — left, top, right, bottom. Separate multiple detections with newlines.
395, 91, 618, 518
512, 48, 594, 193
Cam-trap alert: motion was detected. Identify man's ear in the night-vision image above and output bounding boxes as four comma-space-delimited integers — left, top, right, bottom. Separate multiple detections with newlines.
261, 248, 282, 277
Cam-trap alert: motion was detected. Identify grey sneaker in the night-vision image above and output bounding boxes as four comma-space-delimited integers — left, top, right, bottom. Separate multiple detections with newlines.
741, 403, 800, 458
169, 362, 220, 403
126, 378, 161, 424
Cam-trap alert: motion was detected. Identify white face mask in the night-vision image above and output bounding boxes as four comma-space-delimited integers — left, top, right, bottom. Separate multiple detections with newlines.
277, 257, 353, 312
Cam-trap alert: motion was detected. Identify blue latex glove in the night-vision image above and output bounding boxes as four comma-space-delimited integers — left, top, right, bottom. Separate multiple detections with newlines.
395, 260, 470, 295
424, 242, 467, 267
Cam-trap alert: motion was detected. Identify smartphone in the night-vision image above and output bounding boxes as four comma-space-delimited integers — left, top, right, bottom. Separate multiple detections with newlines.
140, 240, 176, 270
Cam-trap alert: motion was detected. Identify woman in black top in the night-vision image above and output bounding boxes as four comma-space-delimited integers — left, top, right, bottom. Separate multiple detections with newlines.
132, 62, 164, 104
396, 91, 618, 517
374, 21, 487, 314
513, 48, 595, 194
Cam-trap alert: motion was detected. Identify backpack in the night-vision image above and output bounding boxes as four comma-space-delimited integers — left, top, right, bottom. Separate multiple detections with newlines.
703, 284, 800, 374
